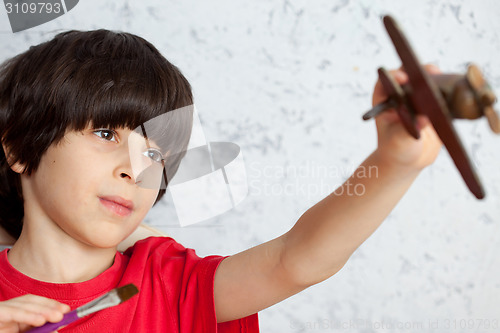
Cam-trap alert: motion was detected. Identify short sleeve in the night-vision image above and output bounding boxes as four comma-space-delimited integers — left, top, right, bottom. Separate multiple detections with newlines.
136, 237, 259, 333
177, 251, 259, 332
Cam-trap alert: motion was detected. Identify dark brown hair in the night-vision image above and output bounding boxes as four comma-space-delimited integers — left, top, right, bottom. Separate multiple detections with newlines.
0, 29, 193, 239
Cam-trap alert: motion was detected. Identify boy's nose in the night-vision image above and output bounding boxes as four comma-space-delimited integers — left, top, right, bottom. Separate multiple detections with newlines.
120, 172, 132, 180
115, 148, 136, 184
117, 159, 137, 184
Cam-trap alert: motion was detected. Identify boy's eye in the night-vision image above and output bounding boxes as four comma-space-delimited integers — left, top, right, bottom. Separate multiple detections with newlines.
143, 148, 164, 163
93, 129, 117, 142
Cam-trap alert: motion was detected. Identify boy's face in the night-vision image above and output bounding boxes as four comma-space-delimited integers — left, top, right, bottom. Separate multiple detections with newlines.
18, 126, 163, 248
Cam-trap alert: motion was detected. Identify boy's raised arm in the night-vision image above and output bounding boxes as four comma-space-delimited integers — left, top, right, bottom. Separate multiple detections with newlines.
214, 66, 443, 323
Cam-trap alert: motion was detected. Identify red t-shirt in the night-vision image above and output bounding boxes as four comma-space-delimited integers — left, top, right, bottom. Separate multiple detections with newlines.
0, 237, 259, 332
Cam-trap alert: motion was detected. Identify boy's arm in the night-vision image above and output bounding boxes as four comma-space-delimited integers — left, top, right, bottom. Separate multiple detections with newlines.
214, 66, 443, 323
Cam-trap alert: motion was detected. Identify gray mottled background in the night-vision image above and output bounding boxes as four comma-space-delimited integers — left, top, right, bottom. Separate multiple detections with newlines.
1, 0, 500, 332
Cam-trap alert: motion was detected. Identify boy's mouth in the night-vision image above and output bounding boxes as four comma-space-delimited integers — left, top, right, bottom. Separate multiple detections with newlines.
99, 196, 134, 217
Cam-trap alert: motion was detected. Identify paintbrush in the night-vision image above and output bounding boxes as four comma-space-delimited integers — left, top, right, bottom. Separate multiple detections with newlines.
27, 284, 139, 333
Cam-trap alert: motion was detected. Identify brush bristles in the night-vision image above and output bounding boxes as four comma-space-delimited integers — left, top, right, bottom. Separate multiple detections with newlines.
116, 284, 139, 302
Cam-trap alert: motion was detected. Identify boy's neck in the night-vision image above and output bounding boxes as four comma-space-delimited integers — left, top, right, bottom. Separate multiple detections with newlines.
8, 227, 117, 284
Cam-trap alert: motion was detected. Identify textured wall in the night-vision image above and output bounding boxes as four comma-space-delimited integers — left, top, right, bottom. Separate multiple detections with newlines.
1, 0, 500, 332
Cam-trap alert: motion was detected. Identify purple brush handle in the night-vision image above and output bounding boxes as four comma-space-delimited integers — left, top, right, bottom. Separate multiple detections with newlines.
27, 310, 79, 333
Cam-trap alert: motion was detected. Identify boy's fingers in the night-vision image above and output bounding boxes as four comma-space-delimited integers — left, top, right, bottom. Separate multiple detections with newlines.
15, 294, 70, 313
0, 306, 46, 327
373, 63, 442, 107
391, 68, 408, 85
422, 63, 441, 75
391, 63, 440, 86
372, 68, 408, 106
0, 295, 71, 329
415, 114, 432, 132
8, 302, 67, 324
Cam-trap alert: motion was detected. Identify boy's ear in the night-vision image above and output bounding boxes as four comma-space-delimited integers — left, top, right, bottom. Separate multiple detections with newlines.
1, 142, 26, 174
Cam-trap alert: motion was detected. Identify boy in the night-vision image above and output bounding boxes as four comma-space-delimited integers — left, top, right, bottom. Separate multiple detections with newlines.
0, 29, 442, 332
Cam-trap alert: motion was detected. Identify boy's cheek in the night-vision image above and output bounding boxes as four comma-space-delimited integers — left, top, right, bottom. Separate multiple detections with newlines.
129, 153, 153, 181
134, 163, 165, 190
137, 188, 161, 211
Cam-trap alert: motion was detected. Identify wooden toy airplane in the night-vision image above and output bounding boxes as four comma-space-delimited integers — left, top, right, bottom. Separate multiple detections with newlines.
363, 15, 500, 199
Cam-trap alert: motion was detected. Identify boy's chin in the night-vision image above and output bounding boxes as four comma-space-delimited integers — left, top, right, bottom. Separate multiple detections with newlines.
79, 234, 124, 251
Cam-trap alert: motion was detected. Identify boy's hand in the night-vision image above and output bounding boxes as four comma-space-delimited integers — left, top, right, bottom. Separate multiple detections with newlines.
372, 65, 443, 172
0, 295, 70, 332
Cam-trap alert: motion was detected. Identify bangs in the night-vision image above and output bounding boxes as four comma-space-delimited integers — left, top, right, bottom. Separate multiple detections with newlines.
51, 31, 193, 134
71, 58, 170, 131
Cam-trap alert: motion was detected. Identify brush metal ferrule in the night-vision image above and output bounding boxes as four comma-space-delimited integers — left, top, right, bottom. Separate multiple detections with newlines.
76, 290, 121, 317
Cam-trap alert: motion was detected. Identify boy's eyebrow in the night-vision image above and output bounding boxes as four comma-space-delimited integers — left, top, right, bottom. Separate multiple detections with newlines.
139, 123, 168, 184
